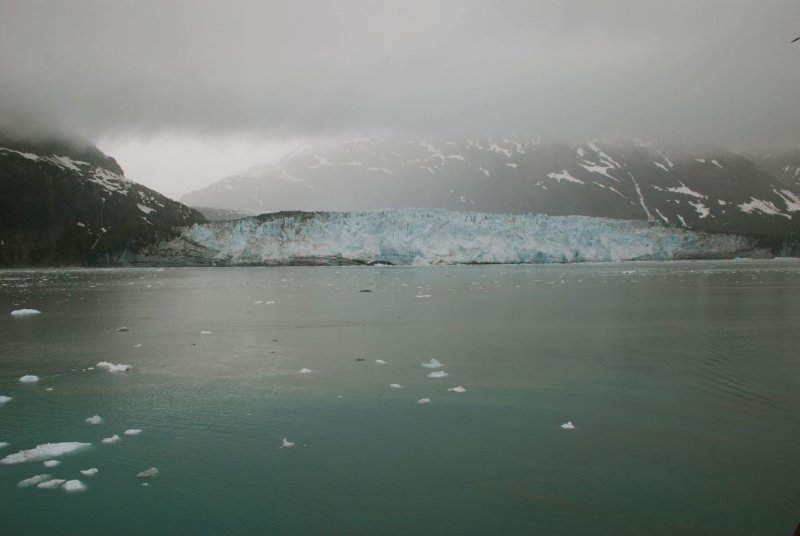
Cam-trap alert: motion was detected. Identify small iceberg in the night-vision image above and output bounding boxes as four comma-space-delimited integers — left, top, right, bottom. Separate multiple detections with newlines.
11, 309, 41, 317
561, 421, 576, 430
448, 386, 467, 393
101, 434, 121, 445
19, 375, 40, 383
116, 326, 129, 332
124, 429, 142, 436
415, 294, 432, 298
133, 344, 143, 348
1, 442, 91, 464
200, 330, 212, 335
0, 442, 8, 448
80, 468, 99, 477
375, 359, 387, 365
389, 383, 403, 389
281, 437, 295, 448
137, 467, 159, 479
96, 361, 131, 372
18, 474, 51, 487
299, 368, 313, 374
63, 479, 87, 493
427, 370, 448, 378
0, 395, 12, 404
417, 398, 432, 404
422, 358, 443, 369
37, 479, 66, 489
43, 460, 60, 468
85, 415, 104, 425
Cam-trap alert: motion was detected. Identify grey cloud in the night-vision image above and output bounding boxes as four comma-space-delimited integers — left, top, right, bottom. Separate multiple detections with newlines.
1, 0, 799, 148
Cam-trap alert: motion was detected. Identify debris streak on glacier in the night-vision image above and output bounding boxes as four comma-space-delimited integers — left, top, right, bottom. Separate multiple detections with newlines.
146, 209, 757, 266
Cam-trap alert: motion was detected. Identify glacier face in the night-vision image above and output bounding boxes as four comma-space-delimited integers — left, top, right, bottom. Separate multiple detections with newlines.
141, 209, 759, 266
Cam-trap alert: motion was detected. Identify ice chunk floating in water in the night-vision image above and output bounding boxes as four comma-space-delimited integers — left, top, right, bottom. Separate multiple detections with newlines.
137, 467, 159, 479
85, 415, 104, 425
37, 479, 66, 489
19, 375, 39, 383
390, 383, 403, 389
63, 480, 87, 493
11, 309, 41, 317
80, 468, 99, 477
1, 442, 91, 464
0, 395, 12, 404
417, 398, 432, 404
96, 361, 131, 372
281, 437, 295, 448
561, 421, 576, 430
200, 330, 212, 335
124, 429, 143, 436
101, 435, 121, 444
422, 358, 443, 369
375, 359, 387, 365
448, 386, 467, 393
299, 368, 312, 374
43, 460, 60, 468
18, 474, 51, 487
0, 442, 8, 448
427, 371, 448, 378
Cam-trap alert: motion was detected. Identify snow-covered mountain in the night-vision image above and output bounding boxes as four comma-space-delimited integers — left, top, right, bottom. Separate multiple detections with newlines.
0, 131, 204, 265
138, 209, 762, 266
182, 138, 800, 242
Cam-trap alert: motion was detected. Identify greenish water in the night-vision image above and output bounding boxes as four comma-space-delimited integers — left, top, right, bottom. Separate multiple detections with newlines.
1, 261, 799, 535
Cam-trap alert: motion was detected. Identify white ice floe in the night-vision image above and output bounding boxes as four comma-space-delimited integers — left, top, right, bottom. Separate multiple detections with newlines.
417, 398, 432, 404
561, 421, 576, 430
422, 358, 443, 369
37, 479, 66, 489
43, 460, 60, 468
133, 344, 142, 348
96, 361, 131, 372
427, 371, 448, 378
200, 330, 212, 335
45, 388, 53, 391
375, 359, 387, 365
0, 442, 8, 448
19, 375, 40, 383
101, 434, 121, 444
137, 467, 159, 479
448, 386, 467, 393
85, 415, 104, 425
281, 437, 295, 448
80, 468, 99, 477
1, 442, 91, 465
389, 383, 403, 389
11, 309, 41, 317
0, 395, 12, 404
124, 429, 142, 436
299, 368, 313, 374
415, 294, 432, 298
116, 326, 129, 332
18, 474, 51, 487
63, 479, 87, 493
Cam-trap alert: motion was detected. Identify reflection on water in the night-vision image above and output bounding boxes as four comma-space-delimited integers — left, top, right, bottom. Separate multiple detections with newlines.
1, 261, 799, 534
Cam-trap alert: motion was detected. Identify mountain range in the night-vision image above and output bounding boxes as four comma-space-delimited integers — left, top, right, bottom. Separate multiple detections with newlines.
182, 137, 800, 249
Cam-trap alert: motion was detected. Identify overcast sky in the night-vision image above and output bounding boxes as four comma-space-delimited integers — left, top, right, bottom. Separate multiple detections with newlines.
1, 0, 799, 197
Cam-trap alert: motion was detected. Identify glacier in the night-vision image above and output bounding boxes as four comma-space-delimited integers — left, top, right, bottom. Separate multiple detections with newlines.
137, 209, 761, 266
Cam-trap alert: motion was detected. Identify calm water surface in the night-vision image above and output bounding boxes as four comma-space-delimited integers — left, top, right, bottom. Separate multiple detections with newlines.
1, 261, 799, 535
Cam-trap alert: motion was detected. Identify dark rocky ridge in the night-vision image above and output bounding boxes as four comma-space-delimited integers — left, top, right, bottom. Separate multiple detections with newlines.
0, 132, 205, 266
